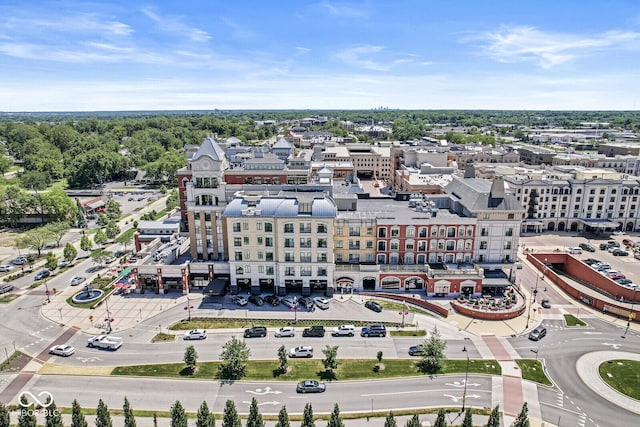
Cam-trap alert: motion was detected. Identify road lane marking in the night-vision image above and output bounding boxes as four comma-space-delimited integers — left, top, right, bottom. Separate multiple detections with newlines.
361, 389, 490, 397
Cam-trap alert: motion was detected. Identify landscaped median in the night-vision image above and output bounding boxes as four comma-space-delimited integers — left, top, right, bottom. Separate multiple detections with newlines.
111, 358, 501, 381
598, 359, 640, 400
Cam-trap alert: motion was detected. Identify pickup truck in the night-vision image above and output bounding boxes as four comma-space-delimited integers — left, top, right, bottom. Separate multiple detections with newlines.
87, 335, 123, 350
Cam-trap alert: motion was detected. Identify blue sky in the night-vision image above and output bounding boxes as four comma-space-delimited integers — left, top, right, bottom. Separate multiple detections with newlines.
1, 1, 640, 111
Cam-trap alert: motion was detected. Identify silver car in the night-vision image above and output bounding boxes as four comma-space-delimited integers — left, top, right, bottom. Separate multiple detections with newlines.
49, 344, 76, 357
275, 327, 295, 338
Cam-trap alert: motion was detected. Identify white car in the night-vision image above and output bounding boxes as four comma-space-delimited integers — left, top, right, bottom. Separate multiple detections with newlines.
49, 344, 76, 357
231, 296, 248, 306
70, 276, 86, 286
313, 297, 330, 310
281, 297, 298, 308
613, 230, 626, 235
275, 327, 295, 338
288, 346, 313, 358
183, 329, 207, 340
566, 247, 583, 254
0, 265, 16, 273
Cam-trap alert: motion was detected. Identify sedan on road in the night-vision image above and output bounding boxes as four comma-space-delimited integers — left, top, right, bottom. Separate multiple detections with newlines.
183, 329, 207, 340
408, 345, 424, 356
49, 345, 76, 357
296, 380, 326, 393
70, 276, 86, 286
34, 269, 50, 280
0, 264, 16, 272
274, 327, 295, 338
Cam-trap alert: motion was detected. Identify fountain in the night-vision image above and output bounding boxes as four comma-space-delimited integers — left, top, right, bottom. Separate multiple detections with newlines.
72, 284, 104, 304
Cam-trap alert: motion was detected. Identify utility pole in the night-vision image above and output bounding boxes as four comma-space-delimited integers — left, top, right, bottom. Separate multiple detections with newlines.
461, 346, 469, 412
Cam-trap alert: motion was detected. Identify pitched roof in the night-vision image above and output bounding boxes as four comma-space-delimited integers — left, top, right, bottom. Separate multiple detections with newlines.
192, 135, 226, 162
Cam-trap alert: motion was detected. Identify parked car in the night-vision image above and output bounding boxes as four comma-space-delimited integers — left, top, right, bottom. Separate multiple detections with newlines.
58, 260, 72, 269
566, 247, 583, 254
298, 297, 314, 310
248, 295, 265, 306
541, 299, 551, 309
613, 230, 626, 235
12, 256, 27, 265
231, 296, 248, 306
244, 326, 267, 338
70, 276, 86, 286
0, 264, 16, 272
365, 300, 383, 313
0, 284, 14, 294
608, 273, 626, 281
615, 278, 633, 285
34, 269, 50, 280
583, 258, 601, 266
612, 249, 629, 256
264, 295, 281, 306
288, 346, 313, 358
599, 243, 611, 250
302, 325, 325, 337
528, 326, 547, 341
274, 327, 295, 338
183, 329, 207, 340
281, 296, 298, 308
361, 324, 387, 337
608, 240, 621, 248
296, 380, 326, 393
313, 297, 330, 310
332, 325, 355, 337
622, 238, 636, 246
578, 243, 596, 252
49, 344, 76, 357
408, 345, 424, 356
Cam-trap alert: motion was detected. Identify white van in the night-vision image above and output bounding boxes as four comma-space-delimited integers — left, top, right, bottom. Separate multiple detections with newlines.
288, 346, 313, 358
331, 325, 355, 336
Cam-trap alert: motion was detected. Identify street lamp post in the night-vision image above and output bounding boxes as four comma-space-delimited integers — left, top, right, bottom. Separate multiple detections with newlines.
461, 346, 469, 412
44, 281, 50, 304
184, 296, 194, 321
399, 301, 408, 328
622, 288, 637, 338
104, 296, 113, 333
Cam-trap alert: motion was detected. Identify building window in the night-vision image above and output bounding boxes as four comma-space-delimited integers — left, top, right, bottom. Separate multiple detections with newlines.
317, 253, 327, 262
235, 266, 243, 274
300, 222, 312, 233
317, 239, 327, 248
257, 222, 262, 230
406, 227, 415, 237
285, 252, 295, 262
243, 221, 248, 231
265, 222, 273, 232
390, 241, 399, 250
301, 267, 312, 276
366, 240, 373, 249
446, 241, 455, 251
265, 237, 273, 247
285, 238, 295, 248
405, 240, 414, 251
479, 241, 487, 250
505, 228, 513, 237
285, 267, 295, 276
378, 227, 387, 238
233, 237, 242, 246
349, 227, 360, 236
378, 241, 386, 251
243, 236, 250, 245
419, 227, 427, 238
447, 227, 456, 238
481, 228, 488, 237
233, 222, 241, 233
317, 223, 328, 233
266, 252, 273, 261
284, 223, 294, 233
391, 227, 400, 237
336, 240, 343, 249
258, 251, 264, 260
234, 251, 242, 261
257, 236, 263, 245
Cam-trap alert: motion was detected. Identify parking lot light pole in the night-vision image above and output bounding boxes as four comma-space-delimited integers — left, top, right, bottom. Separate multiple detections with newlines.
622, 288, 637, 339
461, 346, 469, 412
44, 281, 50, 304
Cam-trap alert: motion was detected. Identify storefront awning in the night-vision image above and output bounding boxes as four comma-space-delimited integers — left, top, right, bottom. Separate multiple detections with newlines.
578, 219, 620, 228
117, 267, 132, 278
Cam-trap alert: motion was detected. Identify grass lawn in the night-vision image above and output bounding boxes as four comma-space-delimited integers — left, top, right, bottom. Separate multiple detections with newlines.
115, 227, 136, 243
169, 318, 405, 330
0, 294, 19, 303
151, 333, 176, 343
112, 357, 501, 380
564, 314, 587, 327
390, 329, 426, 337
378, 300, 433, 316
599, 360, 640, 400
515, 359, 552, 386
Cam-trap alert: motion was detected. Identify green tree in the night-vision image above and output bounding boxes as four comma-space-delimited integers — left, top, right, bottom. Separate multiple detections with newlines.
94, 229, 107, 247
64, 242, 78, 261
76, 198, 87, 228
384, 411, 397, 427
222, 400, 241, 427
105, 199, 122, 221
105, 221, 120, 240
275, 406, 289, 427
170, 401, 188, 427
166, 188, 179, 210
96, 399, 112, 427
17, 395, 36, 427
485, 405, 501, 427
433, 408, 447, 427
218, 337, 250, 380
96, 214, 109, 227
247, 398, 264, 427
44, 398, 63, 427
196, 401, 215, 427
71, 399, 88, 427
0, 156, 12, 175
45, 251, 59, 271
377, 351, 383, 363
277, 345, 288, 373
184, 345, 199, 373
512, 402, 530, 427
91, 249, 112, 267
44, 222, 69, 247
462, 409, 473, 427
417, 326, 447, 374
80, 235, 93, 253
322, 345, 340, 373
404, 414, 420, 427
301, 403, 315, 427
40, 188, 77, 223
0, 402, 9, 427
17, 226, 54, 257
327, 404, 344, 427
123, 397, 136, 427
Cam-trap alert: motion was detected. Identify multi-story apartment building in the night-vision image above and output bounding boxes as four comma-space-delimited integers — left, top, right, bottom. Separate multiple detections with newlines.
223, 192, 337, 296
321, 142, 392, 180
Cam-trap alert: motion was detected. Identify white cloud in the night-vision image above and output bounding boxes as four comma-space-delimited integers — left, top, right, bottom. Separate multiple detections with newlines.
295, 46, 311, 56
316, 1, 367, 18
141, 7, 210, 43
335, 45, 390, 71
470, 26, 640, 68
0, 15, 133, 37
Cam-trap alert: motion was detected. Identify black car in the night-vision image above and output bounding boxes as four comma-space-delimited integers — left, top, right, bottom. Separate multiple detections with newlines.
579, 243, 596, 252
248, 295, 265, 306
243, 326, 267, 338
612, 249, 629, 256
264, 295, 280, 306
302, 325, 325, 337
408, 345, 424, 356
528, 326, 547, 341
599, 243, 611, 250
298, 297, 314, 310
365, 300, 383, 313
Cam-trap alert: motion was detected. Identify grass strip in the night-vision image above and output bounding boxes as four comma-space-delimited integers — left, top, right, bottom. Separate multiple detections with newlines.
151, 333, 176, 342
112, 358, 501, 380
599, 359, 640, 400
169, 318, 408, 330
564, 314, 587, 326
515, 359, 552, 386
